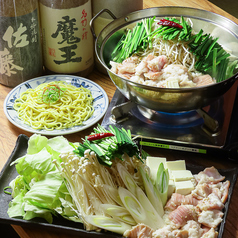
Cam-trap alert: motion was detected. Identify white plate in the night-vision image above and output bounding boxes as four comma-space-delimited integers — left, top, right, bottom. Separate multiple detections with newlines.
4, 75, 109, 136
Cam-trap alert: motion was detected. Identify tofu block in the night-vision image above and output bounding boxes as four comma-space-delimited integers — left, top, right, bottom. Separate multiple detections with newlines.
167, 179, 176, 198
146, 156, 166, 167
165, 160, 186, 170
171, 170, 193, 182
175, 180, 195, 195
146, 156, 167, 182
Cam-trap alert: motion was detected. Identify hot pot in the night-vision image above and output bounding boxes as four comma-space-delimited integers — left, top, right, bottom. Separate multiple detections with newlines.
92, 7, 238, 112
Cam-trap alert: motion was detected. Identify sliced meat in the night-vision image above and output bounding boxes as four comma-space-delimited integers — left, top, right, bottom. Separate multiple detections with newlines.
110, 61, 120, 74
118, 62, 136, 74
182, 220, 204, 238
197, 193, 224, 211
198, 210, 223, 228
165, 193, 198, 211
152, 225, 188, 238
135, 60, 149, 76
147, 55, 168, 72
203, 167, 225, 182
123, 56, 139, 64
201, 228, 218, 238
124, 224, 154, 238
169, 205, 198, 228
193, 74, 214, 87
191, 183, 213, 200
194, 167, 225, 185
220, 180, 230, 203
144, 71, 163, 81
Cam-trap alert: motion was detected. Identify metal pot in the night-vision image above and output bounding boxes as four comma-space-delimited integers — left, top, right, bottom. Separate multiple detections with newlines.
92, 7, 238, 112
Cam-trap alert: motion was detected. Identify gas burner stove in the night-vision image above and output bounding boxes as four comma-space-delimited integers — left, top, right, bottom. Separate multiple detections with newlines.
102, 82, 238, 161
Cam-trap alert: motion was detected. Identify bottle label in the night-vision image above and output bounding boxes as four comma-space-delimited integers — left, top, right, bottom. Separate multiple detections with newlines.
40, 1, 94, 73
0, 9, 42, 86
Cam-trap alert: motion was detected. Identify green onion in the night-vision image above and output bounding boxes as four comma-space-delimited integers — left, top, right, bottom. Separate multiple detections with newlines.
74, 125, 141, 166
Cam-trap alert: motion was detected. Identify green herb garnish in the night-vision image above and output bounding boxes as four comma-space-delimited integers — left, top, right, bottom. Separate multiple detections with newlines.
74, 124, 141, 166
41, 84, 65, 104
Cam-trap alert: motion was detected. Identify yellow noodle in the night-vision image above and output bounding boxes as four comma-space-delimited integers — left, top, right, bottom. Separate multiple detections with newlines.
13, 81, 94, 130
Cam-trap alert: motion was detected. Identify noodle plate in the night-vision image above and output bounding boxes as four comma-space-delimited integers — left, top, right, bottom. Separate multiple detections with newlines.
13, 81, 94, 130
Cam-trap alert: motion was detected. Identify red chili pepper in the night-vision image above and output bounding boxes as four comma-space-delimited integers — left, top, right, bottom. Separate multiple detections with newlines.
87, 132, 114, 141
158, 19, 183, 29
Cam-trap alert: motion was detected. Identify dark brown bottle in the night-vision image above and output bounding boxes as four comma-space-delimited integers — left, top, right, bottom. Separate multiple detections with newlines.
39, 0, 94, 77
0, 0, 43, 87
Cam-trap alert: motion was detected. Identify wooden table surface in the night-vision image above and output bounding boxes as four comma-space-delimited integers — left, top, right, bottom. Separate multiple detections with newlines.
0, 0, 238, 237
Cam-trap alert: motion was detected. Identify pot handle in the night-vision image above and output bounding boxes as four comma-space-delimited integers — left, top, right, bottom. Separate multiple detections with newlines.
90, 9, 117, 39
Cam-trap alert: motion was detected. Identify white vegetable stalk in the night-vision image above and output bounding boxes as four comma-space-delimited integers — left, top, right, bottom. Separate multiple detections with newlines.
135, 186, 165, 229
155, 163, 169, 206
118, 187, 164, 230
103, 185, 124, 206
84, 215, 132, 235
100, 204, 136, 225
139, 166, 164, 217
117, 163, 138, 196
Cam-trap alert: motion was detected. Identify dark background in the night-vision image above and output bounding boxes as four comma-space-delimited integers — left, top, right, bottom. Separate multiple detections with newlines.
208, 0, 238, 18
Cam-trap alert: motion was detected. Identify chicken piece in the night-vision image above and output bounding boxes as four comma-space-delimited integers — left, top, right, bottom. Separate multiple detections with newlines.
182, 220, 204, 238
163, 64, 188, 74
191, 183, 213, 200
171, 230, 188, 238
193, 74, 215, 87
219, 180, 230, 203
165, 193, 198, 211
143, 53, 156, 62
118, 73, 134, 80
201, 228, 218, 238
196, 193, 224, 211
130, 75, 145, 84
152, 225, 173, 238
198, 210, 223, 228
207, 180, 230, 204
144, 71, 163, 81
110, 61, 120, 74
153, 225, 188, 238
169, 205, 198, 228
124, 223, 154, 238
123, 56, 139, 64
147, 55, 168, 72
118, 62, 136, 75
194, 167, 225, 185
203, 167, 225, 182
135, 60, 149, 76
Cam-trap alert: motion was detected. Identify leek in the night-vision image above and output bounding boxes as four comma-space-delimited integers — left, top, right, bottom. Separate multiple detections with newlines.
103, 185, 124, 206
117, 163, 138, 196
155, 163, 169, 207
139, 166, 164, 217
84, 215, 132, 235
118, 187, 164, 230
135, 186, 165, 229
100, 204, 136, 225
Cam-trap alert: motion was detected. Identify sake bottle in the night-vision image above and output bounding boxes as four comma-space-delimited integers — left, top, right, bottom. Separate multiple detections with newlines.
0, 0, 43, 87
39, 0, 94, 77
